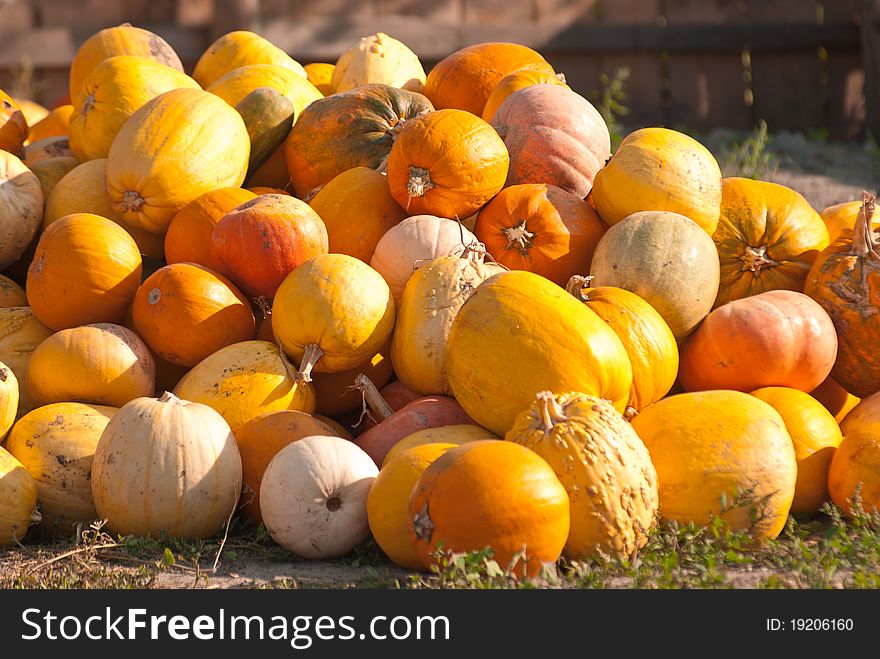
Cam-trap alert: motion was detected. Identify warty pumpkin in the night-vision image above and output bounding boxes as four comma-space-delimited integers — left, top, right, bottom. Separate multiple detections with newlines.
132, 262, 255, 367
382, 424, 498, 468
207, 63, 322, 113
829, 393, 880, 516
446, 269, 632, 437
260, 435, 378, 559
0, 362, 18, 441
820, 200, 879, 243
482, 69, 568, 122
0, 90, 27, 156
386, 109, 509, 219
193, 30, 307, 89
589, 211, 720, 341
27, 105, 73, 143
631, 391, 796, 540
312, 346, 394, 418
811, 376, 860, 424
5, 402, 116, 530
0, 275, 26, 309
106, 87, 250, 234
91, 392, 242, 539
0, 307, 54, 416
592, 127, 722, 235
0, 446, 40, 546
0, 150, 43, 271
304, 62, 335, 96
332, 32, 426, 93
23, 136, 75, 168
285, 84, 433, 200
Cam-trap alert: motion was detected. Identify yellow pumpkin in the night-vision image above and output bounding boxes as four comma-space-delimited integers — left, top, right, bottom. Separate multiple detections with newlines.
829, 393, 880, 516
0, 150, 43, 272
0, 446, 40, 546
106, 88, 249, 234
0, 307, 54, 416
332, 32, 426, 93
446, 270, 632, 437
592, 127, 722, 235
820, 200, 880, 243
193, 30, 307, 89
381, 424, 499, 468
304, 62, 335, 96
482, 69, 568, 122
27, 105, 73, 143
0, 361, 18, 441
207, 64, 322, 113
173, 340, 316, 433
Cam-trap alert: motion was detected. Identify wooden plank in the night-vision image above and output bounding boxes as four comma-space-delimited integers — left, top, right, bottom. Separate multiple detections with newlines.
210, 0, 259, 38
36, 0, 127, 27
126, 0, 177, 22
376, 0, 462, 23
820, 0, 860, 24
542, 51, 601, 99
747, 0, 818, 22
600, 0, 659, 23
260, 0, 378, 18
751, 52, 825, 132
0, 1, 33, 36
826, 51, 866, 139
176, 0, 216, 27
664, 0, 746, 23
534, 0, 600, 25
0, 28, 76, 68
463, 0, 536, 26
597, 53, 664, 128
862, 0, 880, 142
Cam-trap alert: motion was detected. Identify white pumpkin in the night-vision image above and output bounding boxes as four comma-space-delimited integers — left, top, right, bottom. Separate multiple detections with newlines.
91, 391, 242, 539
0, 307, 54, 416
0, 445, 40, 546
332, 32, 426, 93
260, 435, 378, 559
0, 151, 43, 271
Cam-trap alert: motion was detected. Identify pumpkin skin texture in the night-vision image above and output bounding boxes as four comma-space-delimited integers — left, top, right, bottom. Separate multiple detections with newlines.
592, 127, 722, 235
829, 394, 880, 516
370, 215, 477, 302
820, 200, 878, 243
386, 109, 509, 219
107, 88, 250, 234
210, 194, 329, 299
0, 151, 43, 271
30, 156, 79, 202
0, 307, 54, 415
173, 340, 316, 433
260, 435, 378, 559
285, 84, 433, 200
680, 290, 837, 394
193, 30, 307, 89
423, 42, 554, 116
234, 410, 341, 522
0, 446, 40, 546
309, 167, 406, 263
5, 402, 116, 530
24, 136, 75, 168
491, 85, 611, 198
27, 213, 142, 331
714, 178, 829, 307
475, 184, 605, 285
304, 62, 335, 96
447, 270, 632, 437
382, 424, 498, 468
507, 392, 658, 559
0, 362, 18, 441
631, 391, 796, 540
332, 32, 426, 93
132, 263, 255, 367
165, 188, 256, 269
69, 24, 184, 104
482, 70, 568, 122
27, 105, 73, 143
589, 211, 720, 340
91, 392, 242, 539
750, 387, 842, 516
0, 275, 26, 309
312, 348, 394, 418
368, 443, 457, 569
26, 323, 155, 407
392, 253, 504, 395
811, 376, 860, 424
567, 280, 678, 415
0, 90, 27, 156
409, 440, 570, 577
272, 254, 395, 382
207, 64, 322, 112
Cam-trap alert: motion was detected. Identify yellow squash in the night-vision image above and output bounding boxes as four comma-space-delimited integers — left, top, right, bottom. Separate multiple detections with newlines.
0, 361, 18, 441
332, 32, 426, 93
193, 30, 307, 88
207, 64, 322, 114
0, 307, 54, 416
382, 424, 498, 468
0, 446, 40, 546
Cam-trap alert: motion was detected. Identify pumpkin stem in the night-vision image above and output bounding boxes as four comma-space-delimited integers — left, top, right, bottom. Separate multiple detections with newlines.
353, 374, 394, 422
275, 336, 300, 382
0, 367, 7, 383
556, 72, 567, 84
158, 391, 184, 405
122, 190, 145, 213
296, 343, 324, 384
624, 406, 639, 421
739, 244, 779, 275
502, 220, 536, 256
412, 503, 434, 543
82, 94, 95, 115
536, 391, 567, 432
565, 275, 593, 302
852, 191, 878, 259
407, 167, 434, 199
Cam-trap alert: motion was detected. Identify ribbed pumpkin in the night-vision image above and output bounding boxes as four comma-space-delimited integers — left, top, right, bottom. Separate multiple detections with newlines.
804, 195, 880, 398
370, 215, 477, 302
482, 69, 568, 122
69, 24, 184, 103
285, 84, 433, 200
304, 62, 335, 95
713, 178, 829, 307
309, 167, 406, 262
0, 150, 43, 271
235, 410, 341, 521
0, 307, 53, 415
0, 275, 26, 308
475, 183, 605, 285
680, 290, 837, 393
423, 42, 554, 116
392, 252, 503, 395
24, 136, 75, 167
829, 393, 880, 516
273, 254, 396, 382
107, 88, 250, 234
410, 440, 569, 577
820, 200, 878, 243
30, 156, 79, 201
26, 323, 155, 407
91, 392, 242, 539
507, 391, 658, 559
592, 127, 722, 235
589, 211, 720, 340
193, 30, 307, 89
0, 90, 28, 155
447, 270, 632, 436
132, 263, 255, 367
566, 278, 678, 415
631, 391, 796, 539
210, 194, 329, 299
27, 105, 73, 143
312, 347, 394, 418
26, 213, 141, 331
386, 109, 509, 219
811, 376, 860, 424
173, 340, 315, 433
207, 64, 321, 111
0, 362, 18, 440
332, 32, 426, 93
69, 56, 200, 162
751, 387, 842, 516
5, 402, 116, 530
368, 442, 457, 569
491, 85, 611, 198
0, 446, 40, 546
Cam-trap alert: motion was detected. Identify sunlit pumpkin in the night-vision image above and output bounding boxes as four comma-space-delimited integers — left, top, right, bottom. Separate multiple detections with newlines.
304, 62, 335, 95
332, 32, 425, 93
207, 63, 322, 112
829, 393, 880, 516
820, 199, 879, 243
27, 105, 73, 143
0, 150, 43, 271
482, 69, 568, 122
192, 30, 307, 89
0, 446, 40, 546
811, 376, 860, 424
0, 90, 28, 155
0, 362, 17, 441
0, 307, 54, 415
382, 424, 498, 468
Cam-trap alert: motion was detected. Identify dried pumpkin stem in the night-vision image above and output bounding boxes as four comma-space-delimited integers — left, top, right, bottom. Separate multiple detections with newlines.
536, 391, 567, 432
853, 191, 878, 259
740, 244, 779, 274
253, 295, 272, 319
353, 374, 394, 421
407, 167, 434, 198
0, 367, 7, 383
564, 275, 593, 302
296, 343, 324, 384
158, 391, 184, 405
122, 190, 145, 212
502, 220, 536, 256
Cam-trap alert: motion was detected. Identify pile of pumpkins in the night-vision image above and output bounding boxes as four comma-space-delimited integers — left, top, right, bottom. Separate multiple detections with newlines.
1, 24, 879, 578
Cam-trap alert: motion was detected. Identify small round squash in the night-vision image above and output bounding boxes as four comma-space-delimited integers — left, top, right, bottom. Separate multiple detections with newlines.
829, 393, 880, 517
382, 424, 498, 468
0, 150, 43, 271
0, 446, 40, 546
193, 30, 307, 89
332, 32, 426, 93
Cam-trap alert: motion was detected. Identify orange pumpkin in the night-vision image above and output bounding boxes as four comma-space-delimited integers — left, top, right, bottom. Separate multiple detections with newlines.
829, 393, 880, 516
247, 186, 290, 196
713, 178, 829, 307
0, 90, 28, 156
23, 136, 75, 168
210, 194, 328, 299
309, 168, 406, 262
386, 109, 509, 219
131, 263, 255, 367
810, 376, 860, 424
482, 69, 567, 122
680, 290, 837, 394
820, 200, 879, 243
26, 213, 142, 331
474, 183, 604, 285
27, 105, 73, 143
246, 144, 291, 190
312, 346, 395, 418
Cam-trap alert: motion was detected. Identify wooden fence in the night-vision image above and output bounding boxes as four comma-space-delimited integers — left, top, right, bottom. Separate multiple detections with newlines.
0, 0, 867, 138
